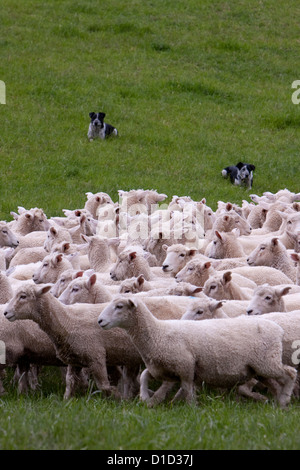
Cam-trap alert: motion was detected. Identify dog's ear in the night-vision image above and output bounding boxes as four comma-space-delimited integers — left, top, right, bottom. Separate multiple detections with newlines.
248, 164, 255, 172
236, 162, 245, 169
99, 112, 106, 120
89, 112, 96, 119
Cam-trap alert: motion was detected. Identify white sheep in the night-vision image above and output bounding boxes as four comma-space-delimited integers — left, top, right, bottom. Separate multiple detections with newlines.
203, 271, 254, 301
161, 244, 201, 277
0, 222, 19, 248
8, 207, 51, 235
32, 253, 74, 284
98, 296, 296, 407
205, 229, 247, 259
58, 272, 112, 305
4, 284, 142, 400
246, 285, 300, 315
247, 237, 296, 282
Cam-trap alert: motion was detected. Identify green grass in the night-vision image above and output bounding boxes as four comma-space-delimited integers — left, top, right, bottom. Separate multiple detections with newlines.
1, 0, 300, 450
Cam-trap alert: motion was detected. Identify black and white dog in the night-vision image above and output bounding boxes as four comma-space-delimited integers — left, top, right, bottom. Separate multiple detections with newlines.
88, 112, 118, 141
222, 162, 255, 189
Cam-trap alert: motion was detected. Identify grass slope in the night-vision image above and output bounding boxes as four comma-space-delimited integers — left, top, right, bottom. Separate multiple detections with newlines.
0, 0, 300, 450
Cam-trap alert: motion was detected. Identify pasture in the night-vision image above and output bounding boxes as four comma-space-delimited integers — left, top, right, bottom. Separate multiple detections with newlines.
1, 0, 300, 450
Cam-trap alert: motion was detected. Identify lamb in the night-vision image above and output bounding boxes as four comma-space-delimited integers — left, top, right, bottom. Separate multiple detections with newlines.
206, 230, 247, 259
0, 222, 19, 248
203, 271, 254, 301
81, 235, 118, 273
110, 249, 171, 282
8, 207, 51, 235
84, 192, 114, 219
161, 244, 201, 277
4, 284, 142, 399
181, 298, 229, 320
175, 258, 294, 287
0, 305, 63, 394
58, 273, 112, 305
246, 285, 300, 315
32, 253, 74, 284
50, 269, 86, 298
97, 296, 296, 407
247, 237, 296, 282
44, 225, 73, 252
209, 209, 252, 238
175, 260, 257, 289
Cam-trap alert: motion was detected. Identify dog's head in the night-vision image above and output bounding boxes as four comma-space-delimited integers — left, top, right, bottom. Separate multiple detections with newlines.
89, 112, 106, 128
236, 162, 255, 182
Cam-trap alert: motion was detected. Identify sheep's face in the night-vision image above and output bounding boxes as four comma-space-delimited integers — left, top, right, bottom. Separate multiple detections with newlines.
33, 254, 69, 284
58, 279, 86, 305
175, 260, 212, 286
4, 285, 52, 322
247, 285, 289, 315
162, 246, 197, 274
181, 299, 223, 321
203, 278, 225, 300
98, 298, 137, 330
247, 238, 283, 267
0, 223, 19, 248
119, 276, 144, 294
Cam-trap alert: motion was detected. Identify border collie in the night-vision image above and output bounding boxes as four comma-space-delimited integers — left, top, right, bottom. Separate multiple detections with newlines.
88, 112, 118, 141
222, 162, 255, 189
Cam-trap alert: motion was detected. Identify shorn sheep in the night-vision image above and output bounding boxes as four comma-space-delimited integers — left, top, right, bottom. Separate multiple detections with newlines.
98, 296, 296, 407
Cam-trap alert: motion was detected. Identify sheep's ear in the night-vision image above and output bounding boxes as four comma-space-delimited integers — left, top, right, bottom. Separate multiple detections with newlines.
55, 254, 63, 264
127, 298, 137, 309
162, 244, 169, 252
36, 285, 52, 297
223, 215, 229, 222
75, 271, 84, 278
225, 203, 232, 211
88, 273, 97, 288
128, 252, 137, 262
62, 242, 70, 252
191, 287, 202, 295
223, 272, 232, 284
271, 238, 279, 248
275, 286, 291, 298
50, 226, 57, 235
188, 249, 198, 257
80, 234, 90, 244
10, 211, 19, 220
215, 231, 222, 240
291, 253, 300, 263
25, 213, 33, 219
137, 275, 145, 285
209, 300, 223, 312
204, 262, 211, 270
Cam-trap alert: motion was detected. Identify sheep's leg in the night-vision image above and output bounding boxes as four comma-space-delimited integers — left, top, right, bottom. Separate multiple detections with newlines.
14, 364, 30, 394
89, 362, 121, 399
147, 381, 176, 407
274, 366, 297, 408
121, 365, 140, 399
171, 381, 195, 404
64, 365, 85, 399
237, 379, 268, 403
28, 364, 40, 391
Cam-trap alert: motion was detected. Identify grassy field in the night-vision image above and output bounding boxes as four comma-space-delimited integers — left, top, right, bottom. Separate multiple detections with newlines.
1, 0, 300, 450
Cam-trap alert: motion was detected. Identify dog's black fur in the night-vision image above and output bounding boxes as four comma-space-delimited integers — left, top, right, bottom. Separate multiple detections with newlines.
88, 112, 118, 141
222, 162, 255, 189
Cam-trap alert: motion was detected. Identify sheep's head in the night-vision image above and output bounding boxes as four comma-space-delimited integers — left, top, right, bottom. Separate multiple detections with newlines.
59, 273, 99, 305
247, 238, 284, 266
0, 222, 19, 248
119, 275, 145, 294
33, 253, 73, 284
4, 284, 52, 322
175, 260, 213, 286
247, 285, 291, 315
203, 271, 232, 299
181, 299, 223, 321
98, 297, 138, 330
162, 244, 198, 275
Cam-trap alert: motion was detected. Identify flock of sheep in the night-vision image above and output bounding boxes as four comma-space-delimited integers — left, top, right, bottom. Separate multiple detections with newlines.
1, 187, 300, 408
